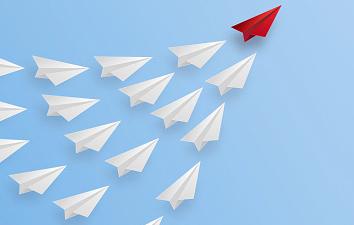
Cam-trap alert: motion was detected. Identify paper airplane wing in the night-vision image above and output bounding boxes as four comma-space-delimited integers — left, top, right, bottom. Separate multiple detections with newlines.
138, 74, 174, 104
120, 78, 155, 99
106, 139, 158, 176
156, 172, 187, 202
157, 162, 200, 209
33, 56, 88, 86
169, 41, 225, 68
187, 42, 225, 68
182, 103, 225, 150
30, 167, 65, 194
0, 58, 23, 76
81, 122, 119, 151
54, 186, 108, 219
34, 56, 83, 69
172, 88, 202, 123
0, 139, 28, 163
157, 162, 200, 201
43, 95, 99, 121
10, 166, 65, 194
246, 5, 281, 37
96, 56, 151, 81
73, 188, 107, 217
146, 216, 163, 225
227, 54, 255, 88
207, 54, 256, 95
23, 166, 65, 194
58, 101, 98, 121
152, 88, 202, 128
206, 66, 233, 95
119, 75, 167, 106
106, 150, 135, 169
120, 73, 173, 106
181, 108, 215, 143
66, 122, 120, 152
169, 44, 202, 57
125, 139, 158, 172
0, 101, 26, 122
200, 103, 225, 143
54, 190, 96, 210
45, 69, 88, 86
179, 162, 200, 200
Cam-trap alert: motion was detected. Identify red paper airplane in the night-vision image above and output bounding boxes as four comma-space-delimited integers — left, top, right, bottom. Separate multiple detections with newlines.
232, 5, 281, 42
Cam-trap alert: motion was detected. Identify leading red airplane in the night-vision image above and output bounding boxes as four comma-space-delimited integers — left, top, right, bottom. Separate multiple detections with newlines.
232, 5, 281, 42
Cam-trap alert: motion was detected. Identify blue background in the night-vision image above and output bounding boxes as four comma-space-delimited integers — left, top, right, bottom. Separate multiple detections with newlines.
0, 0, 353, 225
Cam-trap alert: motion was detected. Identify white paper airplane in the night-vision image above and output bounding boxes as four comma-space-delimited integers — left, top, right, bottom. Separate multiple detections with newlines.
0, 139, 29, 163
9, 166, 66, 194
169, 41, 225, 68
151, 88, 202, 128
33, 56, 88, 86
42, 95, 99, 121
181, 103, 225, 151
0, 58, 23, 77
0, 101, 26, 122
65, 121, 120, 153
54, 186, 109, 220
146, 216, 163, 225
206, 53, 256, 95
105, 138, 158, 177
119, 73, 174, 107
95, 56, 151, 81
156, 162, 200, 210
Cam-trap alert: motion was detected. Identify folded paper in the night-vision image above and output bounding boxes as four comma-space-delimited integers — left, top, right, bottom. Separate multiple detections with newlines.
157, 162, 200, 209
34, 56, 88, 86
65, 121, 120, 153
120, 73, 174, 107
169, 41, 225, 68
151, 88, 202, 128
106, 138, 158, 176
54, 186, 109, 220
95, 56, 151, 81
181, 103, 225, 151
42, 95, 99, 121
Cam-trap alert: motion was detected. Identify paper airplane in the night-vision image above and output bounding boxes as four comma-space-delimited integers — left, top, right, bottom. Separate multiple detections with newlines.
0, 101, 26, 122
105, 138, 158, 177
206, 54, 256, 95
169, 41, 225, 68
181, 103, 225, 151
232, 5, 281, 41
0, 139, 29, 163
33, 56, 88, 86
119, 73, 174, 107
0, 58, 23, 77
95, 56, 151, 81
151, 88, 203, 128
54, 186, 109, 220
156, 162, 200, 210
65, 121, 120, 153
42, 95, 99, 121
146, 216, 163, 225
9, 166, 65, 194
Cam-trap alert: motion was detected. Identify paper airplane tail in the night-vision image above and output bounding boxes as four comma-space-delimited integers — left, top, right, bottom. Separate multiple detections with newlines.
243, 33, 255, 41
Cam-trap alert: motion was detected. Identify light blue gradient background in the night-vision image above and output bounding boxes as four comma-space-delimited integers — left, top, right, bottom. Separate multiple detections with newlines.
0, 0, 353, 225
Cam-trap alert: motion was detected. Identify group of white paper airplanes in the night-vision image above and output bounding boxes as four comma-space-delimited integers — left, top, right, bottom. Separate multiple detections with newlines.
1, 47, 256, 150
0, 40, 224, 81
2, 56, 255, 152
1, 41, 257, 221
6, 139, 201, 220
40, 97, 226, 152
0, 40, 255, 93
